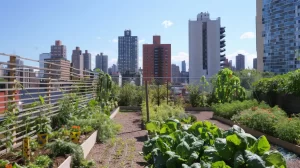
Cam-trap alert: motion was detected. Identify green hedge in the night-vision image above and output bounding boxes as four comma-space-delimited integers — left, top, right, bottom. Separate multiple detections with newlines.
253, 69, 300, 96
212, 100, 259, 119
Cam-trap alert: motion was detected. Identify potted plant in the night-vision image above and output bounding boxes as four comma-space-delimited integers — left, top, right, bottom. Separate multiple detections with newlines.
35, 115, 52, 147
70, 126, 81, 144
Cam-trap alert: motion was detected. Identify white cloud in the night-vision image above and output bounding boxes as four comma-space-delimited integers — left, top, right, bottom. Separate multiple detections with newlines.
139, 39, 145, 44
172, 52, 189, 71
96, 37, 101, 40
162, 20, 174, 28
112, 39, 118, 43
227, 50, 257, 69
108, 58, 117, 67
240, 32, 255, 39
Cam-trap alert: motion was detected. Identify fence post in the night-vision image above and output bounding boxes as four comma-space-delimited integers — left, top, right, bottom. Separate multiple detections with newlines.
8, 56, 17, 148
167, 81, 169, 105
145, 80, 150, 122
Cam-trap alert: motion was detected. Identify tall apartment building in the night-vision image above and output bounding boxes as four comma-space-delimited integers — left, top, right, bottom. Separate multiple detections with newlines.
181, 60, 186, 72
257, 0, 300, 73
118, 30, 138, 74
71, 47, 83, 76
189, 12, 225, 84
39, 53, 51, 78
236, 54, 245, 71
143, 36, 171, 84
83, 50, 91, 71
253, 58, 257, 70
0, 64, 4, 77
112, 64, 117, 74
51, 40, 67, 59
95, 53, 108, 73
171, 64, 180, 83
44, 40, 70, 80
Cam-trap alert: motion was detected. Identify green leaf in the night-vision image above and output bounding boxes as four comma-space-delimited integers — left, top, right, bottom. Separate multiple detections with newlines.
233, 151, 245, 168
226, 133, 247, 150
187, 152, 199, 165
146, 121, 160, 133
176, 141, 191, 159
211, 161, 231, 168
169, 130, 185, 146
182, 133, 199, 144
201, 146, 222, 163
244, 150, 266, 168
166, 154, 186, 168
182, 163, 202, 168
262, 151, 286, 168
156, 138, 171, 153
188, 121, 204, 136
251, 136, 270, 155
215, 138, 234, 161
190, 140, 204, 153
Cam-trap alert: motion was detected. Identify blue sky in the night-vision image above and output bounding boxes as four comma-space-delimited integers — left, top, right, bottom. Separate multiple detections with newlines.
0, 0, 257, 70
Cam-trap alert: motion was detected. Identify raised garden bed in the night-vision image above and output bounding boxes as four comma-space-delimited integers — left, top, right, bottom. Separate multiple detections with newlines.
213, 115, 300, 156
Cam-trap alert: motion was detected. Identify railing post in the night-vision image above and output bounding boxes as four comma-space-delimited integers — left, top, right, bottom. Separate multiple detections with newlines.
167, 81, 169, 105
8, 55, 17, 149
145, 80, 150, 122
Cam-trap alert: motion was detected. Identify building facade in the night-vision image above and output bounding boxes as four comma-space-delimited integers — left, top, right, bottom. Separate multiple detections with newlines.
256, 0, 264, 72
236, 54, 245, 71
257, 0, 300, 74
71, 47, 83, 76
253, 58, 258, 70
189, 12, 225, 84
95, 53, 108, 73
143, 36, 171, 83
44, 59, 71, 81
39, 53, 51, 78
83, 50, 91, 71
171, 64, 181, 83
51, 40, 67, 59
118, 30, 138, 75
181, 60, 186, 72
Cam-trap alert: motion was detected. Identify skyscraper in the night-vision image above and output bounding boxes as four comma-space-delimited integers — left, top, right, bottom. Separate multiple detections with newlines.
39, 53, 51, 78
96, 53, 108, 73
71, 47, 83, 75
112, 64, 117, 74
143, 36, 171, 83
257, 0, 300, 73
181, 60, 186, 72
253, 58, 257, 70
118, 30, 138, 75
83, 50, 91, 71
189, 12, 225, 84
236, 54, 245, 71
172, 64, 180, 83
51, 40, 67, 59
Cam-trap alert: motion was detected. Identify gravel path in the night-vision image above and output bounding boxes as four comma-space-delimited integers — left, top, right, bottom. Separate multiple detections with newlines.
87, 112, 147, 168
188, 111, 300, 168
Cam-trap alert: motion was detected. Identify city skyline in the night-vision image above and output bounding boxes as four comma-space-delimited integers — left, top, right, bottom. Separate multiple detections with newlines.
0, 0, 256, 70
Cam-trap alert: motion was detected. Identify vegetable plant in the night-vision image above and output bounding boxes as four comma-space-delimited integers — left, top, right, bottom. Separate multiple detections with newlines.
143, 119, 286, 168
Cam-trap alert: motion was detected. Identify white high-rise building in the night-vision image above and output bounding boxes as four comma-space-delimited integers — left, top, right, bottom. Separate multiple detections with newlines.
39, 53, 51, 78
189, 12, 225, 84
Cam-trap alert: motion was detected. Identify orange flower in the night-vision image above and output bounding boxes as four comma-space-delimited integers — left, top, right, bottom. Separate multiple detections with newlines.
288, 118, 292, 121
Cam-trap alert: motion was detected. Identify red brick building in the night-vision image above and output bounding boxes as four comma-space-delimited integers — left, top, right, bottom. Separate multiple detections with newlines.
143, 36, 171, 84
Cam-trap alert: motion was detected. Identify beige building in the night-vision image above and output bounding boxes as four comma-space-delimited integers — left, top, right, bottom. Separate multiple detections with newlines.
256, 0, 264, 72
44, 58, 71, 81
71, 47, 84, 77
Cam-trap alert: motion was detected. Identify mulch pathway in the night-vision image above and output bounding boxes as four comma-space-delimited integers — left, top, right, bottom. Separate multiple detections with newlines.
87, 112, 147, 168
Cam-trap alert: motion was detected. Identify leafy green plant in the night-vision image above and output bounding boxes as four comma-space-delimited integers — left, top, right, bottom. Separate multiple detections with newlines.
30, 139, 39, 151
119, 83, 144, 106
187, 76, 210, 107
28, 155, 52, 168
274, 117, 300, 145
143, 119, 286, 168
213, 68, 246, 103
46, 139, 84, 167
212, 100, 259, 119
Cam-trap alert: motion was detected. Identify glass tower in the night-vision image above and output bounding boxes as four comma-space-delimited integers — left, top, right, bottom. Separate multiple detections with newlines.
262, 0, 300, 74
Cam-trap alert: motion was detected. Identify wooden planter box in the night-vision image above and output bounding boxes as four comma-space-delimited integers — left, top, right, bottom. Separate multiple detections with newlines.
58, 107, 120, 168
212, 115, 300, 156
185, 107, 212, 111
119, 106, 141, 111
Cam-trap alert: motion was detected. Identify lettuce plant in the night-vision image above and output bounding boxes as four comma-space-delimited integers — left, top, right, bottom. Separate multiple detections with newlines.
143, 119, 286, 168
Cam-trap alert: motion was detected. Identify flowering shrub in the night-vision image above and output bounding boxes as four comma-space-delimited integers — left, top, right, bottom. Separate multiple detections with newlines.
232, 106, 286, 135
